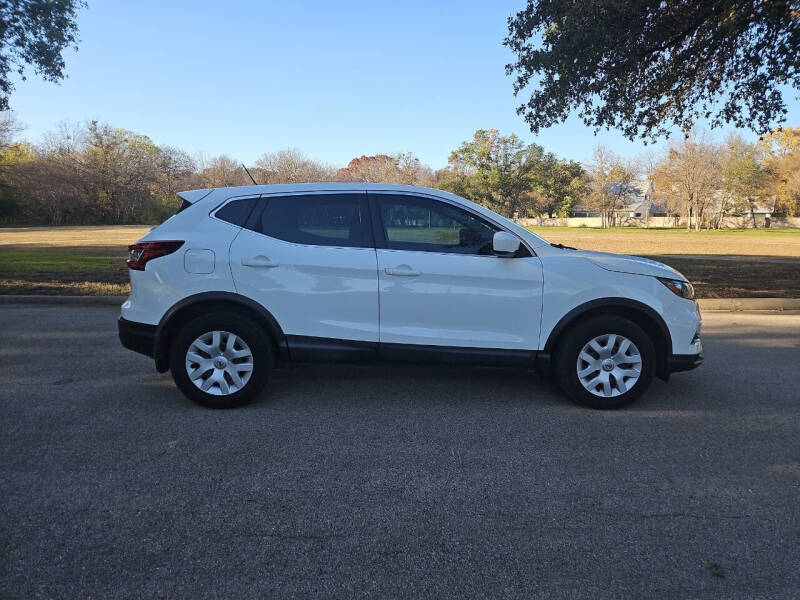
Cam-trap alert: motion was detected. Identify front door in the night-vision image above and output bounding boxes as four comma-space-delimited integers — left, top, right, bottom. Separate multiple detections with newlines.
370, 192, 543, 351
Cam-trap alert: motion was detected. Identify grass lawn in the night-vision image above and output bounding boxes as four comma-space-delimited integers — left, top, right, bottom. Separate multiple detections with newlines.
1, 225, 799, 298
0, 226, 146, 295
0, 248, 129, 295
0, 225, 151, 248
642, 256, 800, 298
526, 226, 800, 257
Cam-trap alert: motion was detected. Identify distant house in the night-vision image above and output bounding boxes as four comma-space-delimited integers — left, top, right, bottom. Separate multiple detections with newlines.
566, 179, 779, 227
569, 179, 669, 219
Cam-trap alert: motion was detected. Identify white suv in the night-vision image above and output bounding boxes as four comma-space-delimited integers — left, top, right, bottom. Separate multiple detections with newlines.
119, 183, 702, 409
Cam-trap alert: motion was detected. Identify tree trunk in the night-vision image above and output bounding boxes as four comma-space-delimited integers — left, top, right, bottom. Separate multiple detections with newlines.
748, 198, 758, 228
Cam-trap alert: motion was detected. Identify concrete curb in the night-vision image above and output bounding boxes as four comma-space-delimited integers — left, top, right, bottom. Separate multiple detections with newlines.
1, 295, 799, 312
0, 295, 126, 306
697, 298, 800, 312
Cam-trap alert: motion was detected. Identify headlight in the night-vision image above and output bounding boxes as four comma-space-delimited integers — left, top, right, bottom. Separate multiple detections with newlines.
657, 277, 695, 300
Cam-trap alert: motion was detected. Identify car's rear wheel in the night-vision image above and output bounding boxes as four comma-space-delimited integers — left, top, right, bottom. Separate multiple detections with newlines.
555, 315, 655, 409
169, 311, 272, 408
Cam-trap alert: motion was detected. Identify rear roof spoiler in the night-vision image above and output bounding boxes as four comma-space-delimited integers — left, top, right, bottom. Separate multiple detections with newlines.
177, 189, 215, 204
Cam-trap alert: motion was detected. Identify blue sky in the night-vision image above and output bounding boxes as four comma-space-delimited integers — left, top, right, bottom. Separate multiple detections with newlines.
9, 0, 800, 169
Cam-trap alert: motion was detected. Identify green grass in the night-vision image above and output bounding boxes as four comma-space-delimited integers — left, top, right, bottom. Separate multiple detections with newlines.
0, 250, 121, 276
0, 248, 129, 295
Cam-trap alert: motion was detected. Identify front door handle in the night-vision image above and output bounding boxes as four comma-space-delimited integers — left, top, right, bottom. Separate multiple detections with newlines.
241, 256, 279, 268
385, 266, 421, 277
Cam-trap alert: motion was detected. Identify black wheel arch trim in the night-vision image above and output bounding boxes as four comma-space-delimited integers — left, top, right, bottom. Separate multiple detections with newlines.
153, 291, 288, 372
538, 297, 673, 377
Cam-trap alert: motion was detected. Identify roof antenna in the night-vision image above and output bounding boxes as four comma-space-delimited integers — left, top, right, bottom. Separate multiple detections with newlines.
242, 163, 259, 185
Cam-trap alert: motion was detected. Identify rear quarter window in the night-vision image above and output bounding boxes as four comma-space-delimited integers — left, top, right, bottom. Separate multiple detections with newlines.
214, 197, 259, 227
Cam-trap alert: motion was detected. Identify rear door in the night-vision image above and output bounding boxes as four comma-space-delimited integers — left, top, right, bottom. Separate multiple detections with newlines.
370, 192, 543, 350
228, 191, 379, 345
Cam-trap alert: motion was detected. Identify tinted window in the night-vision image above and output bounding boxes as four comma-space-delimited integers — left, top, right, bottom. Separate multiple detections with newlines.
258, 194, 364, 247
176, 198, 193, 214
215, 197, 258, 226
377, 194, 501, 255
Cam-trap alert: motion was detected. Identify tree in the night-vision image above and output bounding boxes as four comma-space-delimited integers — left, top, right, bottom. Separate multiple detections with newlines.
637, 149, 663, 228
758, 127, 800, 216
441, 129, 545, 217
335, 152, 435, 186
7, 120, 202, 225
198, 154, 249, 188
584, 146, 638, 228
254, 149, 335, 184
721, 134, 767, 227
153, 146, 195, 217
0, 110, 22, 146
504, 1, 800, 141
0, 111, 30, 220
393, 152, 436, 187
0, 0, 85, 110
528, 155, 585, 217
652, 131, 721, 230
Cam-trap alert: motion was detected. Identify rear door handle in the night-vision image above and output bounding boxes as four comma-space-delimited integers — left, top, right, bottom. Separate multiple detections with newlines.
241, 256, 279, 268
385, 266, 421, 277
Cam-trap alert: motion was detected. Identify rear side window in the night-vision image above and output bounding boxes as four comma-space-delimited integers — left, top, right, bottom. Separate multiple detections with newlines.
256, 194, 365, 248
215, 197, 258, 227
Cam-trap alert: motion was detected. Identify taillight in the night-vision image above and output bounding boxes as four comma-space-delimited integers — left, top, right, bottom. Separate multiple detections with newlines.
127, 240, 184, 270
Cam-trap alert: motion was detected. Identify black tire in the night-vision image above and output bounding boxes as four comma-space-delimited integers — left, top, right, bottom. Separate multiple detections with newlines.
554, 315, 655, 409
169, 311, 273, 409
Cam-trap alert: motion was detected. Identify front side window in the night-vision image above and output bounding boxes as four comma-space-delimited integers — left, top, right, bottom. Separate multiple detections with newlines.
376, 194, 501, 255
256, 194, 364, 248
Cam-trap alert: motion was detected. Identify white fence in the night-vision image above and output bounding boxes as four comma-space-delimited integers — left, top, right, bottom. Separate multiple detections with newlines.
517, 216, 800, 229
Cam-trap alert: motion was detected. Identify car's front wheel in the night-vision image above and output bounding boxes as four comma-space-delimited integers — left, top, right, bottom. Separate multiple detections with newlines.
555, 315, 656, 409
169, 311, 272, 408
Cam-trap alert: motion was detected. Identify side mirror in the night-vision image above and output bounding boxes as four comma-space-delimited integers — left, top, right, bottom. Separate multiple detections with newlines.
492, 231, 520, 257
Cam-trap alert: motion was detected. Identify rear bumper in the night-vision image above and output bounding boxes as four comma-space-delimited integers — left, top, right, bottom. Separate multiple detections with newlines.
118, 317, 156, 358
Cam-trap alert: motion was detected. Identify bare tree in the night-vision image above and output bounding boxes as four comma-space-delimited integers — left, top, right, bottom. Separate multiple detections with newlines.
585, 146, 638, 228
652, 131, 721, 230
394, 152, 436, 187
253, 149, 335, 183
200, 154, 249, 188
721, 133, 766, 228
0, 111, 22, 148
337, 154, 401, 183
637, 149, 662, 228
155, 146, 196, 212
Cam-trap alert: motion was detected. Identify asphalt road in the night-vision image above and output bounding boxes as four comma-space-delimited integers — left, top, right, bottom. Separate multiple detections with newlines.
1, 306, 798, 599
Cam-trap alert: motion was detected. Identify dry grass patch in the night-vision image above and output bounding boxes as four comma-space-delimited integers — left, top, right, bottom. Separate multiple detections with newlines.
648, 257, 800, 298
0, 225, 150, 248
0, 279, 129, 296
527, 227, 800, 257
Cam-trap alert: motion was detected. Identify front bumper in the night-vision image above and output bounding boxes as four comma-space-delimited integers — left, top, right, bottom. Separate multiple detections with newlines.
118, 317, 156, 358
666, 352, 704, 373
